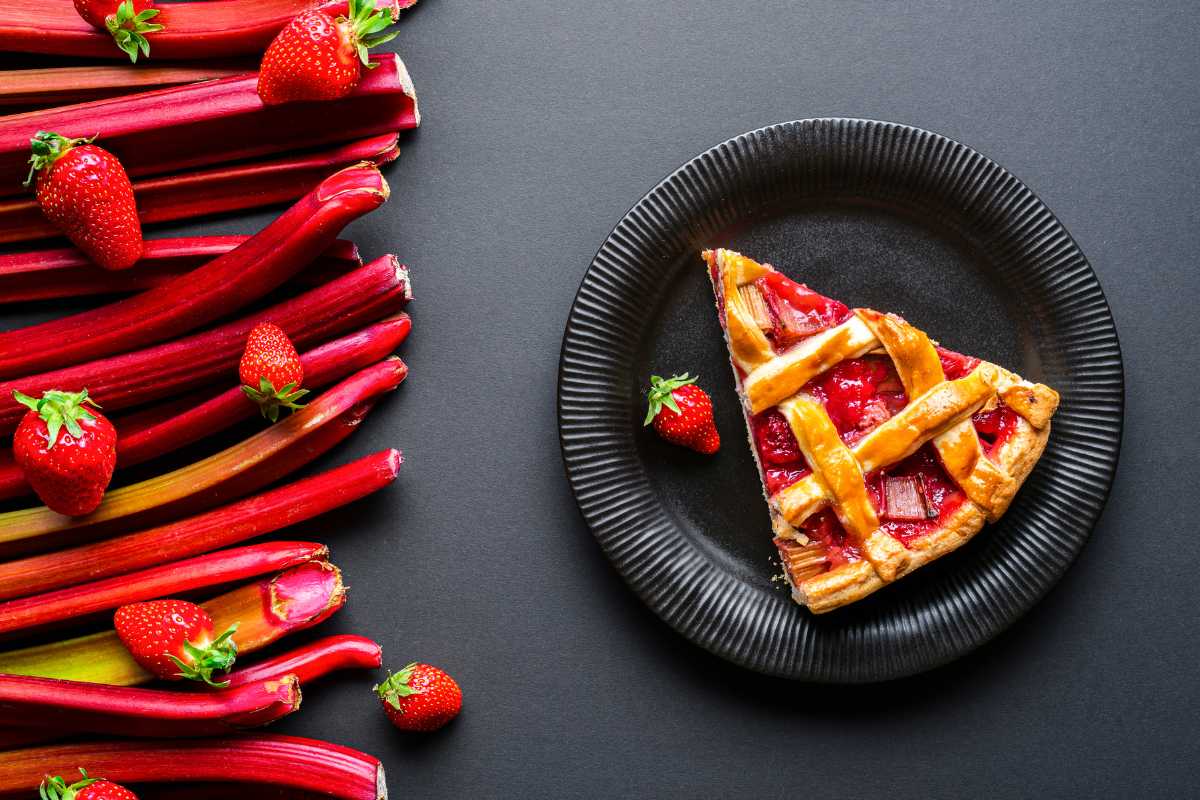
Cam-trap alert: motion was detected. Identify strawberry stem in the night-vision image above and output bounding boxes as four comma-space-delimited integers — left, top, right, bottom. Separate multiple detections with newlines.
643, 373, 697, 426
11, 388, 99, 448
344, 0, 398, 68
23, 131, 92, 189
373, 661, 423, 711
39, 769, 100, 800
167, 623, 239, 687
242, 377, 309, 423
106, 0, 163, 63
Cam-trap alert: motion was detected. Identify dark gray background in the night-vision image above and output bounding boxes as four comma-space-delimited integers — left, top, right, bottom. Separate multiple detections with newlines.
14, 0, 1200, 797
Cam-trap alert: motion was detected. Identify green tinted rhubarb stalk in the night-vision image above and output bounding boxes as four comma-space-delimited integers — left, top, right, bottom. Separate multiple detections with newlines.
0, 735, 385, 799
0, 134, 401, 245
0, 449, 400, 601
0, 315, 410, 502
0, 163, 388, 378
0, 358, 406, 557
0, 237, 360, 303
0, 561, 345, 685
226, 635, 383, 687
0, 541, 327, 637
0, 673, 301, 739
0, 254, 410, 436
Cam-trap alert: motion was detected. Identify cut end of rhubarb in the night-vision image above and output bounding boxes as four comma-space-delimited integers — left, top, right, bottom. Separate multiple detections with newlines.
377, 765, 389, 800
266, 560, 346, 629
396, 264, 412, 301
383, 448, 403, 478
390, 54, 419, 128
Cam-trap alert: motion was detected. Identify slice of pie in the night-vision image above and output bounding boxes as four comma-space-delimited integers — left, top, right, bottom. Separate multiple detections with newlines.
703, 248, 1059, 613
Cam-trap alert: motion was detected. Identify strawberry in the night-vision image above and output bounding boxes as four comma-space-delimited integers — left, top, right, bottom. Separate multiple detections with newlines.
375, 662, 462, 732
73, 0, 162, 62
40, 769, 137, 800
239, 321, 309, 422
24, 132, 143, 271
12, 389, 117, 517
257, 0, 399, 105
644, 373, 720, 454
113, 599, 238, 686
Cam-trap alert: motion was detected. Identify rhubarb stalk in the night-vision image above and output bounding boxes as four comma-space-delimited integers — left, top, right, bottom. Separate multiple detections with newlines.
0, 358, 406, 557
0, 254, 411, 436
0, 561, 346, 686
0, 735, 385, 799
0, 541, 328, 637
0, 315, 411, 501
0, 163, 388, 377
0, 673, 301, 739
0, 53, 417, 192
226, 635, 383, 687
0, 134, 401, 245
0, 449, 400, 601
0, 63, 252, 108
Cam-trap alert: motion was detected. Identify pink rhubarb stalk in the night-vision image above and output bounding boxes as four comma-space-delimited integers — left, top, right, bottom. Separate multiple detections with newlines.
0, 449, 400, 601
0, 163, 388, 378
0, 53, 417, 193
0, 254, 411, 436
0, 735, 385, 799
0, 673, 301, 739
0, 358, 407, 557
0, 315, 410, 501
226, 635, 383, 688
0, 133, 401, 245
0, 63, 252, 108
0, 561, 346, 686
0, 541, 328, 637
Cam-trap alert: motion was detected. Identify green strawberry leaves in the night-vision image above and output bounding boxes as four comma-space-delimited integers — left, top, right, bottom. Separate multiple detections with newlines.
23, 131, 94, 188
39, 769, 100, 800
167, 623, 239, 687
345, 0, 399, 68
12, 388, 100, 449
643, 373, 698, 426
374, 661, 425, 711
242, 376, 310, 423
107, 0, 164, 63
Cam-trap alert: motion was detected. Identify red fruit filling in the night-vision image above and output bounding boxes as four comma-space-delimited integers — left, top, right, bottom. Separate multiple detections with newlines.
805, 356, 908, 444
865, 446, 967, 546
758, 272, 852, 351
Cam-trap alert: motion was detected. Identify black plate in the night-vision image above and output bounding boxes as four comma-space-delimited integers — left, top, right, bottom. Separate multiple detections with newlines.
557, 119, 1123, 682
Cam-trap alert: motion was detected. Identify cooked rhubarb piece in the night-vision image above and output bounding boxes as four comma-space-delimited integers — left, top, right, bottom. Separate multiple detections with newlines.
0, 164, 388, 378
0, 134, 401, 245
0, 450, 400, 601
0, 561, 345, 686
0, 255, 411, 436
0, 53, 416, 194
704, 248, 1059, 612
0, 735, 386, 799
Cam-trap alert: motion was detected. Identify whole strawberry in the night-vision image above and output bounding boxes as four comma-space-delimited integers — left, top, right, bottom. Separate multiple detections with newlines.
239, 321, 308, 422
114, 599, 237, 686
375, 662, 462, 732
73, 0, 162, 62
25, 131, 142, 271
644, 373, 720, 454
40, 769, 137, 800
12, 389, 117, 517
257, 0, 399, 105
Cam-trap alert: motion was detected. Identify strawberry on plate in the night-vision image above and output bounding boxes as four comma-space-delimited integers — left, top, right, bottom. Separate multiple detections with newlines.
24, 131, 143, 271
114, 599, 238, 686
239, 321, 309, 422
375, 662, 462, 732
644, 373, 720, 454
73, 0, 162, 62
40, 769, 137, 800
12, 389, 117, 517
257, 0, 399, 105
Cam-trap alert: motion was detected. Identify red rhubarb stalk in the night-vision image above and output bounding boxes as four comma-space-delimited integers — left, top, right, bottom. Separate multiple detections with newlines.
0, 541, 327, 637
226, 635, 383, 687
0, 449, 400, 601
0, 735, 385, 799
0, 359, 406, 557
0, 254, 411, 436
0, 164, 388, 378
0, 236, 360, 304
0, 0, 415, 60
0, 673, 301, 739
0, 53, 417, 193
0, 133, 401, 245
0, 63, 253, 108
0, 561, 346, 686
0, 315, 410, 501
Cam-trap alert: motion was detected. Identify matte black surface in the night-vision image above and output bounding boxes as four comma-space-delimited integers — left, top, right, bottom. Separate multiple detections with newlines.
559, 119, 1123, 681
5, 0, 1200, 796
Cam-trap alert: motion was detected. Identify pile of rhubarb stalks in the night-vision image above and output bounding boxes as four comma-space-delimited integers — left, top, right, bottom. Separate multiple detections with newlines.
0, 3, 423, 798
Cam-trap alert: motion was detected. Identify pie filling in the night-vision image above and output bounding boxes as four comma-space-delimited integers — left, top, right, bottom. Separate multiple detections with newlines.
732, 269, 1021, 571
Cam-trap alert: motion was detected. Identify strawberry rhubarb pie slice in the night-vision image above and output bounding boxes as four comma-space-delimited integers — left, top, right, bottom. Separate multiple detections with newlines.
704, 248, 1059, 613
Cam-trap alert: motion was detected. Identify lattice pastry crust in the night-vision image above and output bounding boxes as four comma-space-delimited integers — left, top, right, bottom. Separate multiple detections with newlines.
704, 249, 1059, 613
